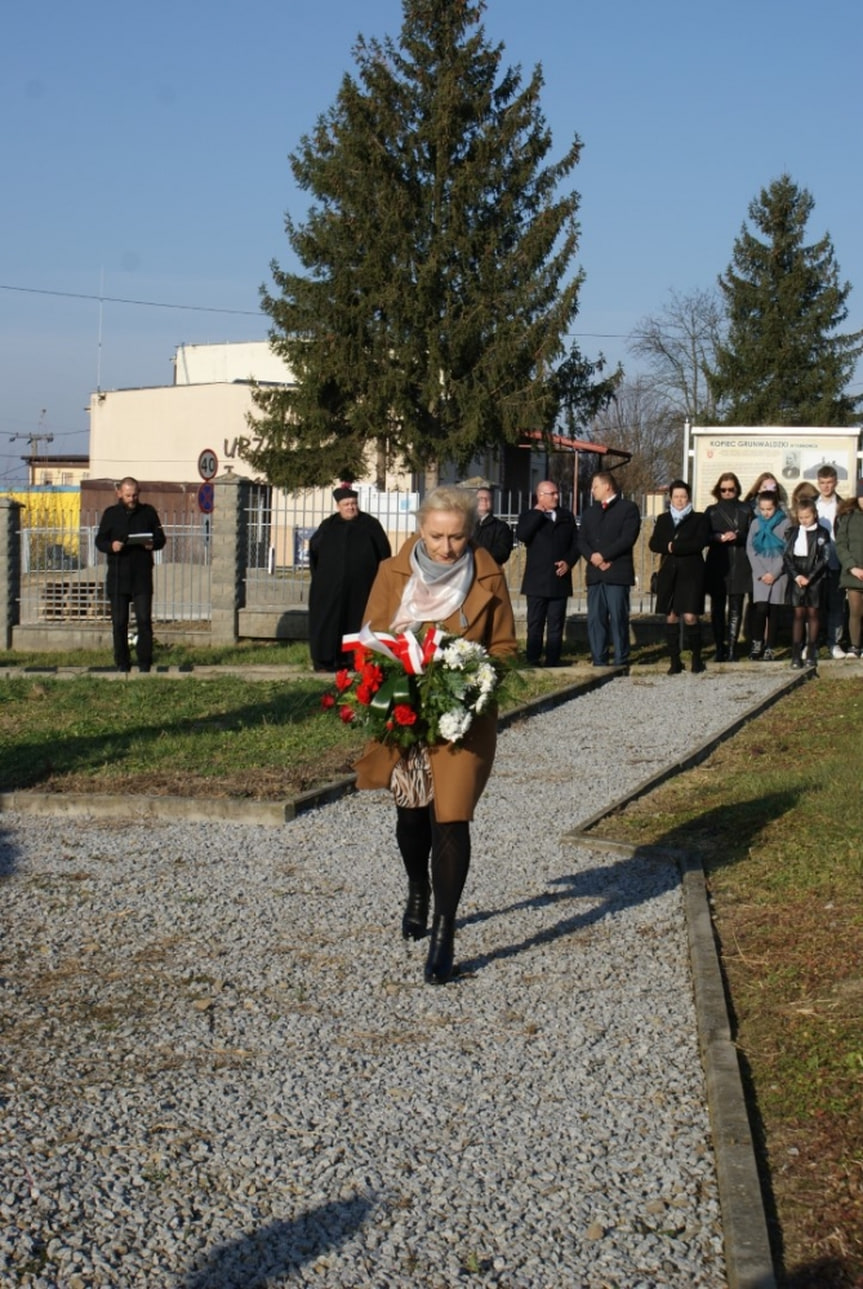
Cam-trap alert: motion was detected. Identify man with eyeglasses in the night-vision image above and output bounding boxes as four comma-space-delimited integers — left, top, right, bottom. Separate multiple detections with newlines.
516, 481, 580, 666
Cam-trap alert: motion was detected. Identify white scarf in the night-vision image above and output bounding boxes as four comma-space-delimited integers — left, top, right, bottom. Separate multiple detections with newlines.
670, 502, 692, 526
794, 522, 817, 557
390, 541, 474, 634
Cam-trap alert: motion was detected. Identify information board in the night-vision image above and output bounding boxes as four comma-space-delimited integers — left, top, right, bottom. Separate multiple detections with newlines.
690, 427, 861, 511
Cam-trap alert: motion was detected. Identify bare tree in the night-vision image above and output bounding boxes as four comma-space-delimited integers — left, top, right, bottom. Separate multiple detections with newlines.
588, 378, 681, 496
629, 287, 724, 423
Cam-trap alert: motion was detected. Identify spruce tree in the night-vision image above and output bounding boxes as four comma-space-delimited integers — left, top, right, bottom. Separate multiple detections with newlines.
245, 0, 615, 489
709, 174, 863, 426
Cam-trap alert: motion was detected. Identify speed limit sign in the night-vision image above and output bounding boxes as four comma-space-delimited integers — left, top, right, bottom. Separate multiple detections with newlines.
197, 448, 218, 481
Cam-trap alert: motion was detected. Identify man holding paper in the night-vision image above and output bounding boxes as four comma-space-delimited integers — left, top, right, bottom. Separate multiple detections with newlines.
96, 477, 166, 673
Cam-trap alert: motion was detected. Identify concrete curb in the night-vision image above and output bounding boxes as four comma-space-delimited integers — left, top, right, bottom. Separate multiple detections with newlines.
558, 676, 814, 1289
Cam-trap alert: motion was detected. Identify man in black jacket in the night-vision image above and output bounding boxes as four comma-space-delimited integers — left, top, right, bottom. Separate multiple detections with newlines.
516, 481, 580, 666
578, 471, 641, 668
95, 477, 166, 673
473, 487, 513, 566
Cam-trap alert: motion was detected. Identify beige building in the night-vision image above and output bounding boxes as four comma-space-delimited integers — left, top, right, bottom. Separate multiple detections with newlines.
25, 454, 90, 487
87, 339, 412, 492
88, 379, 267, 483
87, 340, 293, 484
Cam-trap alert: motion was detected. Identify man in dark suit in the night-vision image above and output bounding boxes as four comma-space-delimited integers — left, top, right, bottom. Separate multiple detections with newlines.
578, 471, 641, 668
95, 477, 166, 673
516, 481, 580, 666
473, 487, 513, 566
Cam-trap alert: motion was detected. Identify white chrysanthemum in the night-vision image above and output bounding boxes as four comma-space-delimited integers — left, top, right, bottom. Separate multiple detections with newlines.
476, 662, 496, 693
442, 638, 483, 669
439, 708, 473, 742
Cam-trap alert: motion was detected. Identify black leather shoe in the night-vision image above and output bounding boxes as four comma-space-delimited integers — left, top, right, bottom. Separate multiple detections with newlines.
402, 882, 430, 941
424, 914, 455, 984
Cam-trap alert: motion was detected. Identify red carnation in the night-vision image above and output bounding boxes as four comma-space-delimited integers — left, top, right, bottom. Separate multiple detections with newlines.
334, 669, 353, 692
320, 692, 336, 710
361, 663, 384, 688
339, 705, 355, 723
355, 684, 373, 705
393, 704, 417, 726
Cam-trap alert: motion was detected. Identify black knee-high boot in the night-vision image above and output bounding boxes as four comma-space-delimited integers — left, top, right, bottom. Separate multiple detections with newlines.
665, 623, 683, 675
711, 597, 726, 661
425, 820, 471, 983
396, 807, 431, 940
727, 595, 744, 662
685, 622, 706, 673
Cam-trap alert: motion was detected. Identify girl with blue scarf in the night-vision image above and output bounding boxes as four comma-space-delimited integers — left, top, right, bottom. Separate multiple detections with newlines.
745, 492, 790, 659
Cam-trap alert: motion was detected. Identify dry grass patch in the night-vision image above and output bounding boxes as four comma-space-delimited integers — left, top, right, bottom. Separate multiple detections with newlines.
589, 674, 863, 1288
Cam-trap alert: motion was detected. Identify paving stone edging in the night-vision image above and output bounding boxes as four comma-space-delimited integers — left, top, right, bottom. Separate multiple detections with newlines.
560, 672, 813, 1289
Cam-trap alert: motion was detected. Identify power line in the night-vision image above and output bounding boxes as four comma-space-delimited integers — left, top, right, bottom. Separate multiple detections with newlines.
1, 282, 636, 339
0, 282, 264, 317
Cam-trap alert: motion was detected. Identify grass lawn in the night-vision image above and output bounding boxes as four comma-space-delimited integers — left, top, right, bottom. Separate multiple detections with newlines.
588, 672, 863, 1288
0, 646, 572, 799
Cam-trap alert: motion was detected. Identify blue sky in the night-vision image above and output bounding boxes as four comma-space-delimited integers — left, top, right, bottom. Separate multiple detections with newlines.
2, 0, 861, 484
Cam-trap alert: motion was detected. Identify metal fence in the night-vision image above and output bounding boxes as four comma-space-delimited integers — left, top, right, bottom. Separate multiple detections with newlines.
243, 485, 661, 617
15, 487, 661, 631
18, 508, 213, 627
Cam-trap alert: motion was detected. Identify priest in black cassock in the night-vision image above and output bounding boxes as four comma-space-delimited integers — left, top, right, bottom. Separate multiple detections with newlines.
308, 486, 391, 672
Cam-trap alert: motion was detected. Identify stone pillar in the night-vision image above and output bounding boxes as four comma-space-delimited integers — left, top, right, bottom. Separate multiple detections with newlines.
210, 472, 252, 645
0, 497, 23, 650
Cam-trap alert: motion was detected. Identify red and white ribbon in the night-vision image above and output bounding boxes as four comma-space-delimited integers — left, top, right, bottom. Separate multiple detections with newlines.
342, 624, 444, 675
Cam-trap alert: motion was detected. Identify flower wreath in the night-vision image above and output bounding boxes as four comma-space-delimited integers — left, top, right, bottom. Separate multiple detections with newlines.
320, 623, 505, 750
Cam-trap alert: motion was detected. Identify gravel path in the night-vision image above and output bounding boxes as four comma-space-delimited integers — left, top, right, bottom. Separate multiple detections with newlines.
0, 670, 792, 1288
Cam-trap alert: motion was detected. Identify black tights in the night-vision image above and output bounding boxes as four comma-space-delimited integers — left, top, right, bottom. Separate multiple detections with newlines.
395, 806, 471, 920
792, 604, 819, 648
750, 601, 778, 650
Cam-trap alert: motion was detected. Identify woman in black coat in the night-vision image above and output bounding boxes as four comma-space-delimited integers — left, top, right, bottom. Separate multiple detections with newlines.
649, 479, 710, 674
704, 472, 752, 661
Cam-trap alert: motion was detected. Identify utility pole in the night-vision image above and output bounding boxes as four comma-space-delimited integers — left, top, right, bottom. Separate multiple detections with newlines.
9, 424, 54, 486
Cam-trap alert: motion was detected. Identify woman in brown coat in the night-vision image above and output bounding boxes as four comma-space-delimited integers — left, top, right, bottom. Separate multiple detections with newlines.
354, 486, 517, 984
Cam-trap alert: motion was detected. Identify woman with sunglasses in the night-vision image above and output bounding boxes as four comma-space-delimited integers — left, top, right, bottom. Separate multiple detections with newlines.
704, 472, 751, 661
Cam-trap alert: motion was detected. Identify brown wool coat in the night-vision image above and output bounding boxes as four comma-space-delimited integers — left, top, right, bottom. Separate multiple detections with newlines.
353, 538, 518, 822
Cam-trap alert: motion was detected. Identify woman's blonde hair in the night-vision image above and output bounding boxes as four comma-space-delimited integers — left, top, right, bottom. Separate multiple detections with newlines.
417, 486, 477, 529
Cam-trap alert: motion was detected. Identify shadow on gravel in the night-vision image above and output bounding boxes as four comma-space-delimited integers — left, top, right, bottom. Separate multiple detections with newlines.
456, 852, 679, 977
457, 790, 801, 980
178, 1194, 374, 1289
0, 824, 21, 878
